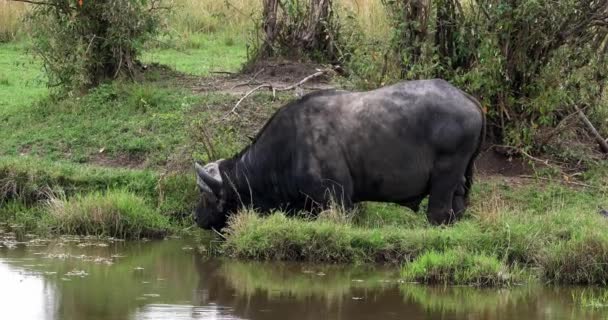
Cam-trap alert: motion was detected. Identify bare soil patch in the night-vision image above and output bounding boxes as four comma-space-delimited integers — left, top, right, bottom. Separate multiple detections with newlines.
184, 59, 338, 95
475, 149, 534, 177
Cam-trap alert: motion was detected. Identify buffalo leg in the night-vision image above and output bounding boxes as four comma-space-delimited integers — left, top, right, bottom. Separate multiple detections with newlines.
452, 177, 467, 219
427, 158, 467, 225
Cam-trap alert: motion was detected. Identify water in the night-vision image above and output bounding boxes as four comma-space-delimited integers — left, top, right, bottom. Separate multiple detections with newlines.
1, 231, 607, 320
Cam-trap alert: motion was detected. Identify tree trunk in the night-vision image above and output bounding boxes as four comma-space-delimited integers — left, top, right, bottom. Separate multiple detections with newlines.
258, 0, 337, 61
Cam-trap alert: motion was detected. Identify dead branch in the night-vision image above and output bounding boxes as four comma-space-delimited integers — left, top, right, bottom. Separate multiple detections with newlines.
210, 71, 239, 75
229, 84, 274, 116
228, 67, 335, 116
274, 69, 328, 91
574, 105, 608, 153
9, 0, 56, 6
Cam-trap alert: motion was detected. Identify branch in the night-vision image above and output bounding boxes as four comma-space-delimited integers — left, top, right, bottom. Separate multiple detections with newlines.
228, 67, 336, 116
575, 105, 608, 153
274, 70, 328, 91
229, 83, 273, 115
9, 0, 57, 6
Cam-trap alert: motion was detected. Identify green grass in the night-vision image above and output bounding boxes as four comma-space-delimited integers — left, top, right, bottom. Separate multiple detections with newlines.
401, 249, 515, 287
0, 42, 47, 113
142, 32, 247, 76
46, 190, 171, 239
221, 178, 608, 285
0, 156, 198, 236
0, 81, 199, 165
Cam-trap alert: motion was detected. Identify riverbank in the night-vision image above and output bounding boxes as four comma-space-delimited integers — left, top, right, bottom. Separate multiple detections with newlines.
220, 175, 608, 285
1, 34, 607, 286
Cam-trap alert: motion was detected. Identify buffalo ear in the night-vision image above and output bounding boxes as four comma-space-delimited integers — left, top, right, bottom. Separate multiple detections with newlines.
195, 162, 223, 195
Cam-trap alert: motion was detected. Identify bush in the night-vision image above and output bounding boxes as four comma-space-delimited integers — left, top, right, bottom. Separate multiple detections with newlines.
26, 0, 167, 92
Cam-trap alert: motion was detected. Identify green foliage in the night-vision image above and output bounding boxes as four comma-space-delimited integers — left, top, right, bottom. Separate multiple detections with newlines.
26, 0, 167, 92
401, 249, 515, 286
46, 189, 171, 239
376, 0, 608, 150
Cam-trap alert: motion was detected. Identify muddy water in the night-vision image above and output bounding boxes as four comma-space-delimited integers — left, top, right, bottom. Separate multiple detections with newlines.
1, 231, 607, 320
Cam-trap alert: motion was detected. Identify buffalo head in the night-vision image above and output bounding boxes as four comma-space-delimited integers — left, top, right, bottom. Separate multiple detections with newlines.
194, 161, 229, 230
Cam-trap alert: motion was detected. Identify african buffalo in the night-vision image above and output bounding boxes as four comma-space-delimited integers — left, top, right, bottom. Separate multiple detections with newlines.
194, 79, 485, 230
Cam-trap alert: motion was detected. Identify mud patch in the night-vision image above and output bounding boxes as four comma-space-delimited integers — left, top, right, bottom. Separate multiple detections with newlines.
475, 149, 534, 177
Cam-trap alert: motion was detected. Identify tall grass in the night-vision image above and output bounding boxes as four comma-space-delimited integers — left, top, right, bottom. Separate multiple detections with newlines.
0, 0, 28, 42
1, 0, 390, 45
46, 190, 172, 239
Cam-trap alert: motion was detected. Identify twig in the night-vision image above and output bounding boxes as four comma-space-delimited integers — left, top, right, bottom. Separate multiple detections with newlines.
229, 84, 273, 115
574, 105, 608, 153
210, 71, 238, 75
211, 227, 227, 240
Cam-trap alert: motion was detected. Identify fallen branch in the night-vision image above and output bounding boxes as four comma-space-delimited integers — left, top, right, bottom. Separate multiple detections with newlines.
574, 105, 608, 153
274, 69, 328, 92
228, 84, 274, 117
228, 67, 335, 116
9, 0, 56, 6
210, 71, 238, 75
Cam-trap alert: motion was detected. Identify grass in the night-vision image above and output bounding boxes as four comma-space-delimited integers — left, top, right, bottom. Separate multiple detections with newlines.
401, 249, 515, 287
46, 190, 172, 239
574, 289, 608, 309
142, 32, 248, 76
221, 178, 608, 285
0, 0, 28, 42
0, 42, 47, 112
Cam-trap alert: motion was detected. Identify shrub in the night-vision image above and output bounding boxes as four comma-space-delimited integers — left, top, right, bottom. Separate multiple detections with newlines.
26, 0, 167, 92
377, 0, 608, 150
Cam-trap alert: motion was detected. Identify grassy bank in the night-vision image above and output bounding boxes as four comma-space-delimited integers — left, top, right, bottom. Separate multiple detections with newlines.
0, 156, 194, 238
221, 178, 608, 285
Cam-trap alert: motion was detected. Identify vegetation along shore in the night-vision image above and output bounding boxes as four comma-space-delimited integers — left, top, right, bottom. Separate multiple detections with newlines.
1, 0, 607, 287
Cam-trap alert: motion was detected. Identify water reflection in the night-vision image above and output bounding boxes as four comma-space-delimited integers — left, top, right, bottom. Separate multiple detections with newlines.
0, 263, 57, 320
1, 237, 608, 320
